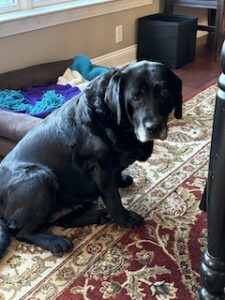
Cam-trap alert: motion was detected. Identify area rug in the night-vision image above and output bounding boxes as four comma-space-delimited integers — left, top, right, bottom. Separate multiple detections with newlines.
0, 85, 217, 300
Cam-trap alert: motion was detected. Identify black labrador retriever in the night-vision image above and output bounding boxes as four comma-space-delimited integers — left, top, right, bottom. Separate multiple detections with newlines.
0, 61, 182, 257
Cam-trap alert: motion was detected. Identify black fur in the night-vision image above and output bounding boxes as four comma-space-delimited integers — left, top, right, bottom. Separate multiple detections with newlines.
0, 61, 182, 257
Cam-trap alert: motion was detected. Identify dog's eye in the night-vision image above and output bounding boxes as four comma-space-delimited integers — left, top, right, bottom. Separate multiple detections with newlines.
133, 95, 141, 102
160, 88, 169, 98
133, 89, 145, 102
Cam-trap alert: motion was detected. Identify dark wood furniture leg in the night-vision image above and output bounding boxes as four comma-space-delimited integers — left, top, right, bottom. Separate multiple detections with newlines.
162, 0, 225, 61
199, 41, 225, 299
213, 1, 225, 61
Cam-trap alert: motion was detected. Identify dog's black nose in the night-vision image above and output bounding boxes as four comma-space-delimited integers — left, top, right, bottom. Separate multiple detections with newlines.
145, 122, 161, 134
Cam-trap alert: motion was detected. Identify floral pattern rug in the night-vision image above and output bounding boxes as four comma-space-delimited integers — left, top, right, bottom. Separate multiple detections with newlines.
0, 85, 217, 300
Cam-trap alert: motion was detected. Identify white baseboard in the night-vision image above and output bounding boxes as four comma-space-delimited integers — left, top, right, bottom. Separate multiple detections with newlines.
92, 45, 137, 67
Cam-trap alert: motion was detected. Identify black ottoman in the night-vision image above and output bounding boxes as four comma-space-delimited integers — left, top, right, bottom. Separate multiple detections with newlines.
137, 13, 198, 68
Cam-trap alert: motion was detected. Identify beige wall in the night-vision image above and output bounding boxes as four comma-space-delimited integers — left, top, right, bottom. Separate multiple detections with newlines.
0, 0, 208, 74
0, 2, 159, 74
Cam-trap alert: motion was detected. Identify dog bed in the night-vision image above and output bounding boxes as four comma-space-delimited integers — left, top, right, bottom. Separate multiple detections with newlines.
0, 56, 108, 157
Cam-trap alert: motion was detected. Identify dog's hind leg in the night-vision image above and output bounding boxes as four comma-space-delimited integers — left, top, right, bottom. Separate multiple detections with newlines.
0, 220, 10, 258
15, 189, 73, 256
5, 167, 73, 256
55, 207, 110, 228
14, 187, 73, 257
16, 230, 73, 257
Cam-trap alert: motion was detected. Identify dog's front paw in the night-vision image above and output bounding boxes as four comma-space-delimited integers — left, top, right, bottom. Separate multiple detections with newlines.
117, 175, 134, 188
116, 210, 144, 228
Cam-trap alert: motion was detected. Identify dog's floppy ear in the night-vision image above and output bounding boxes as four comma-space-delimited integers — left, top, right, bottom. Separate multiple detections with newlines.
104, 70, 122, 125
174, 76, 183, 119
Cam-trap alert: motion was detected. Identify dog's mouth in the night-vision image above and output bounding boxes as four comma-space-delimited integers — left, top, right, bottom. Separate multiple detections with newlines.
134, 123, 168, 143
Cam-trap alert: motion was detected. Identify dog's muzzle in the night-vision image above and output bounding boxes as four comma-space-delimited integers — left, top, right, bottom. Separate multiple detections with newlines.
135, 121, 168, 143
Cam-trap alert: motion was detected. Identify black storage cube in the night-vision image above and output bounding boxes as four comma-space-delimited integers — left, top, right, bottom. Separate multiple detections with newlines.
137, 13, 198, 68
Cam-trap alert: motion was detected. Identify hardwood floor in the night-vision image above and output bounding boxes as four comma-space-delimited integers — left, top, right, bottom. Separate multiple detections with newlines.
174, 36, 221, 101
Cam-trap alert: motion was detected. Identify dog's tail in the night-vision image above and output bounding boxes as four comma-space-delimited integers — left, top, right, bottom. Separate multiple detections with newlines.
0, 219, 10, 258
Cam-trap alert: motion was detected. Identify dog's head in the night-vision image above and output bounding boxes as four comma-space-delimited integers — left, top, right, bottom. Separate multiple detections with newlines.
105, 60, 182, 143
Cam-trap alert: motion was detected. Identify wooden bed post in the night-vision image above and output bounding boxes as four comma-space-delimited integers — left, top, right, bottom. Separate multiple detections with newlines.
199, 41, 225, 299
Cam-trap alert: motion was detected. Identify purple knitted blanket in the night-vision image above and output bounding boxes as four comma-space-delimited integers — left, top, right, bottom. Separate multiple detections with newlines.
0, 84, 81, 118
